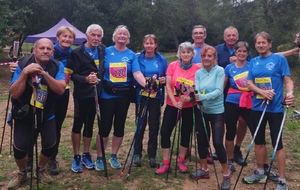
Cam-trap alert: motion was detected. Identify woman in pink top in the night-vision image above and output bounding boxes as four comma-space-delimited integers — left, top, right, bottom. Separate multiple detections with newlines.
156, 42, 200, 175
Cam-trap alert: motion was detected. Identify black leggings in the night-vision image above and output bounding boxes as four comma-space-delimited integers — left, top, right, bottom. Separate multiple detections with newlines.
250, 111, 284, 150
72, 98, 96, 138
52, 89, 69, 160
14, 118, 56, 160
99, 96, 131, 137
160, 105, 194, 149
197, 111, 227, 164
225, 102, 253, 141
134, 97, 161, 158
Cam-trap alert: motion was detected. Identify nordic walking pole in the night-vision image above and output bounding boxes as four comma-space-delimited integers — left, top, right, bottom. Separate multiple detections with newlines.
233, 99, 269, 190
0, 93, 11, 157
121, 75, 156, 178
190, 89, 198, 184
30, 74, 40, 190
0, 41, 21, 157
166, 83, 185, 183
174, 110, 182, 177
197, 96, 220, 189
92, 72, 108, 179
263, 92, 292, 190
126, 93, 150, 178
166, 109, 181, 183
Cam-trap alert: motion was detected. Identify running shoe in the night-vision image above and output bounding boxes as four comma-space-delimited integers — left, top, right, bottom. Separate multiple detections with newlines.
82, 152, 94, 169
71, 155, 83, 173
190, 169, 210, 180
242, 170, 267, 184
109, 154, 121, 169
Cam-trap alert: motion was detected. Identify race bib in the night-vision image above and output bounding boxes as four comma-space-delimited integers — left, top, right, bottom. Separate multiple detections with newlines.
255, 77, 272, 99
30, 84, 48, 109
64, 67, 73, 89
174, 77, 193, 96
141, 78, 159, 98
94, 60, 99, 69
109, 62, 127, 83
233, 71, 249, 91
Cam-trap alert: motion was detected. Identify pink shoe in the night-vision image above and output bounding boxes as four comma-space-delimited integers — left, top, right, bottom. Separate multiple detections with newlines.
156, 160, 171, 175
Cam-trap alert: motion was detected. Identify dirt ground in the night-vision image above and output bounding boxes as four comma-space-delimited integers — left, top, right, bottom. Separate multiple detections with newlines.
0, 84, 299, 189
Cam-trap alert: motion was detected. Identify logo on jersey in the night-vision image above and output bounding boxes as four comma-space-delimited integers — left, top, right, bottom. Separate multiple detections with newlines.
122, 57, 129, 62
153, 61, 158, 68
266, 62, 275, 70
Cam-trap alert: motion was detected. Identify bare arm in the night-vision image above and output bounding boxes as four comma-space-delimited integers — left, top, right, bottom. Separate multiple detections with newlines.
276, 47, 300, 57
224, 77, 228, 89
166, 76, 182, 109
133, 71, 146, 87
283, 76, 294, 105
247, 80, 275, 100
40, 70, 66, 95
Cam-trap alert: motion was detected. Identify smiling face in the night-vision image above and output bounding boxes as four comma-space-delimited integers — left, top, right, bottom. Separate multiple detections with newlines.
192, 27, 207, 46
201, 46, 217, 70
235, 46, 248, 62
143, 37, 157, 55
114, 28, 129, 45
255, 36, 272, 57
224, 27, 239, 48
180, 48, 194, 64
57, 30, 75, 50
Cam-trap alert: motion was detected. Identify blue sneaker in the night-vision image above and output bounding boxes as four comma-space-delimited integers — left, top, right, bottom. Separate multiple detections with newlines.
71, 155, 83, 173
109, 154, 121, 169
95, 157, 105, 171
82, 153, 94, 169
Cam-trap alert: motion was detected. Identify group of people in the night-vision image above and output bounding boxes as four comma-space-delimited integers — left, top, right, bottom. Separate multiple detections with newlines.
5, 23, 299, 190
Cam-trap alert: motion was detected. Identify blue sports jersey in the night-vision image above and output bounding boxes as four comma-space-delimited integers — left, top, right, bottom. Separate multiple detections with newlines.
101, 46, 139, 99
225, 62, 250, 104
247, 53, 290, 113
192, 44, 208, 64
11, 62, 65, 85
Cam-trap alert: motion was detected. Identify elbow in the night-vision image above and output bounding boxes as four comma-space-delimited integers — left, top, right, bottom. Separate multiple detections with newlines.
57, 82, 67, 95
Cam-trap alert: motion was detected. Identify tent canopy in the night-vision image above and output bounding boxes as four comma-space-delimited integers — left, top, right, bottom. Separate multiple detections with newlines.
26, 18, 86, 45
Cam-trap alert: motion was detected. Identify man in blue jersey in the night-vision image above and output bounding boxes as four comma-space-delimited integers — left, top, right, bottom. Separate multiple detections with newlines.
7, 38, 66, 189
243, 32, 294, 190
192, 25, 208, 64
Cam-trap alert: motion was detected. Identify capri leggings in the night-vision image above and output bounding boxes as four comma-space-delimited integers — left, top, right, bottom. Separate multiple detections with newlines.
250, 111, 284, 150
72, 98, 96, 138
197, 112, 227, 164
160, 105, 194, 149
99, 96, 131, 137
13, 118, 56, 160
225, 102, 253, 141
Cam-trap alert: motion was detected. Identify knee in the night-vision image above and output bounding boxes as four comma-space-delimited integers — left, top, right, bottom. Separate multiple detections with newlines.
41, 146, 55, 158
14, 146, 27, 160
113, 129, 124, 137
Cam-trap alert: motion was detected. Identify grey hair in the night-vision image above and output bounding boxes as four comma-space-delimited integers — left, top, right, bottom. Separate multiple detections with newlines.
223, 26, 239, 37
86, 24, 104, 37
33, 38, 54, 49
176, 41, 196, 58
192, 25, 207, 34
254, 31, 272, 43
112, 25, 130, 44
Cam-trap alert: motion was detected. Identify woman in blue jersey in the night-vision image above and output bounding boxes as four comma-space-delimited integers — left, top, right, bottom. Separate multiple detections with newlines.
95, 25, 145, 170
48, 26, 75, 174
132, 34, 168, 168
192, 46, 231, 190
223, 41, 253, 173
